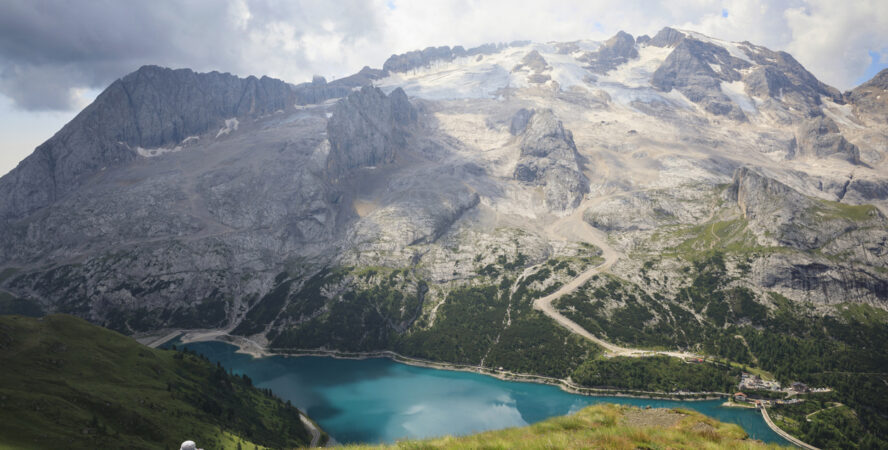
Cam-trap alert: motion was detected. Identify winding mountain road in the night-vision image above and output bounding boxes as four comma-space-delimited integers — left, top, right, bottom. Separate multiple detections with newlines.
533, 196, 701, 359
300, 414, 322, 447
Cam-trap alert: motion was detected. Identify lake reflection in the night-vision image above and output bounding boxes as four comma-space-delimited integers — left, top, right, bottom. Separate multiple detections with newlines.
178, 341, 788, 445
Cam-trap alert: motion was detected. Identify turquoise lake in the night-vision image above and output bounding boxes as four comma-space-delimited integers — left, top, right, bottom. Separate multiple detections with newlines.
179, 341, 788, 445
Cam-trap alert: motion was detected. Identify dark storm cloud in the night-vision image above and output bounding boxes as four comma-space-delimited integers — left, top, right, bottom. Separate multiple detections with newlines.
0, 0, 381, 111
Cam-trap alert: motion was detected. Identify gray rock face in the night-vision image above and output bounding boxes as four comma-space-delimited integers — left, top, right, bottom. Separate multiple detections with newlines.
729, 166, 808, 223
729, 167, 885, 251
381, 42, 530, 74
383, 46, 460, 73
293, 75, 350, 105
583, 191, 688, 232
0, 66, 299, 220
331, 66, 386, 88
325, 86, 418, 179
721, 167, 888, 304
293, 67, 385, 105
345, 173, 480, 253
753, 253, 888, 306
846, 177, 888, 202
848, 68, 888, 123
580, 31, 638, 73
651, 37, 750, 120
648, 27, 685, 48
512, 51, 551, 83
741, 45, 842, 111
513, 110, 589, 211
509, 108, 535, 135
790, 116, 860, 164
513, 50, 549, 72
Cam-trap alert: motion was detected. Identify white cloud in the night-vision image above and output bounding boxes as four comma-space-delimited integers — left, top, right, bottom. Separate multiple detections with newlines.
783, 0, 888, 90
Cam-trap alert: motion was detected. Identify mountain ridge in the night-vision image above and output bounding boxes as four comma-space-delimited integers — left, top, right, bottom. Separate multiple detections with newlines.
1, 26, 887, 447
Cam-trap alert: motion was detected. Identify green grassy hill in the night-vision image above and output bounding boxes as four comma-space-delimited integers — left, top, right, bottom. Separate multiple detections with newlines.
0, 314, 317, 449
344, 403, 785, 449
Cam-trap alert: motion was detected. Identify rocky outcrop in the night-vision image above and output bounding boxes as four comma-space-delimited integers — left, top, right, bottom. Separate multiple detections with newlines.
0, 65, 298, 220
294, 67, 386, 105
651, 37, 750, 120
382, 41, 530, 74
346, 177, 480, 253
293, 75, 351, 105
722, 167, 888, 304
789, 116, 861, 164
753, 253, 888, 305
848, 68, 888, 124
513, 109, 589, 211
582, 190, 707, 232
741, 44, 842, 110
512, 51, 551, 83
325, 86, 418, 179
729, 167, 885, 251
509, 108, 535, 135
648, 27, 685, 48
384, 46, 461, 73
580, 31, 638, 73
729, 167, 808, 221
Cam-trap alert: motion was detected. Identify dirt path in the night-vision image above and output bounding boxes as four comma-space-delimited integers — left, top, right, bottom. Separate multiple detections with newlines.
761, 406, 819, 450
140, 330, 185, 348
300, 414, 322, 447
532, 196, 701, 359
806, 403, 843, 422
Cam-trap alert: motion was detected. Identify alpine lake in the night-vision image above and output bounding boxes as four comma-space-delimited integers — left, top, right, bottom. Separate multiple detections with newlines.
174, 340, 788, 445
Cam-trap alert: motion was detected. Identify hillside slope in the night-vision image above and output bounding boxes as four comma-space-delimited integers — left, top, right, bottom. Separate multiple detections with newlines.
343, 403, 784, 449
0, 314, 318, 449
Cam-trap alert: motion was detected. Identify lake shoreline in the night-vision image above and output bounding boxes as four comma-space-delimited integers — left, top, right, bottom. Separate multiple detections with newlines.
166, 331, 729, 403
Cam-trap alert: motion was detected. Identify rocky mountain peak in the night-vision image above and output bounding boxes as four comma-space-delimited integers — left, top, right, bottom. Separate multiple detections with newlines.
651, 36, 750, 120
0, 65, 299, 220
648, 27, 685, 48
513, 109, 589, 212
859, 68, 888, 90
791, 116, 861, 164
325, 86, 418, 180
580, 31, 638, 73
848, 68, 888, 123
729, 167, 805, 221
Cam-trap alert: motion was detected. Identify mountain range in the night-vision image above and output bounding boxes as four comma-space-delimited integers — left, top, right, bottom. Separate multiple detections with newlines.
1, 26, 887, 448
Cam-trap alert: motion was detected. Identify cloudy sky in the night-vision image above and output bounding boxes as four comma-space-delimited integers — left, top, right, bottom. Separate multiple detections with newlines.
1, 0, 886, 176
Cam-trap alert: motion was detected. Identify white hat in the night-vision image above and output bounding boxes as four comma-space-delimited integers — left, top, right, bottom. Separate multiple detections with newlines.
180, 441, 197, 450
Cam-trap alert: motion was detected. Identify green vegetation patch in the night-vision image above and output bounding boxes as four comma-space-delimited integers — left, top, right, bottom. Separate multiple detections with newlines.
341, 403, 781, 449
810, 200, 881, 223
571, 356, 740, 393
0, 314, 313, 450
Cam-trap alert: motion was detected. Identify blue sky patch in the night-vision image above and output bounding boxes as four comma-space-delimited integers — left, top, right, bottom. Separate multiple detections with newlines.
855, 50, 888, 87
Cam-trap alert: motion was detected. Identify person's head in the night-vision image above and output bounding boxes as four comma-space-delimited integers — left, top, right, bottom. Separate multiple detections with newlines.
180, 441, 197, 450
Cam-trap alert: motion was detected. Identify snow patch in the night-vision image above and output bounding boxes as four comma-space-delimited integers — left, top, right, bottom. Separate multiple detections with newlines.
677, 29, 753, 63
720, 81, 756, 113
216, 118, 239, 137
134, 135, 200, 158
822, 99, 863, 129
544, 51, 595, 90
376, 43, 603, 100
597, 45, 672, 88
